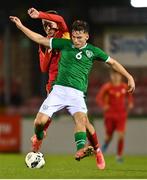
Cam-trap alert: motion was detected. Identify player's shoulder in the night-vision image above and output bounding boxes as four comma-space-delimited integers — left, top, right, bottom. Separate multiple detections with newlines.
87, 43, 101, 50
86, 43, 107, 58
53, 37, 71, 44
52, 38, 72, 49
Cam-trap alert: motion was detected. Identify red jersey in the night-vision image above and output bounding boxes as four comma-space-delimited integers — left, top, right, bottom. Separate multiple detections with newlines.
38, 12, 70, 92
96, 82, 133, 116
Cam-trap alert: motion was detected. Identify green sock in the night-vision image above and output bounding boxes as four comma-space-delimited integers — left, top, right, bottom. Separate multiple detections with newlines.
35, 126, 44, 140
74, 132, 86, 150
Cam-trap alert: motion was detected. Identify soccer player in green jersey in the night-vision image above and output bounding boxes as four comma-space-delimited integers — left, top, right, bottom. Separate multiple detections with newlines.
10, 16, 135, 170
28, 8, 102, 159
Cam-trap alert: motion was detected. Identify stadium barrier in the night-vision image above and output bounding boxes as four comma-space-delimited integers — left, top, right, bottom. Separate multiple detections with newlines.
21, 116, 147, 155
0, 114, 21, 152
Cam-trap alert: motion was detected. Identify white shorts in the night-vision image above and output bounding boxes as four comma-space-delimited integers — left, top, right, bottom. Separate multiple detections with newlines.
39, 85, 88, 117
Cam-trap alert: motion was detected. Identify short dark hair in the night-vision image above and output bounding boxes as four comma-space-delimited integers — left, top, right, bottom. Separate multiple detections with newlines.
71, 20, 89, 33
46, 10, 58, 14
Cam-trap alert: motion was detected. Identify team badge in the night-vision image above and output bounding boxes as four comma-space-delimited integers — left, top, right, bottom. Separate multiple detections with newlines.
42, 105, 49, 110
86, 50, 93, 58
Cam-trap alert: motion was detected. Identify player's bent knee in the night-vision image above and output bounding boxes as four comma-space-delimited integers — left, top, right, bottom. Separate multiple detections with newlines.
117, 131, 125, 138
34, 112, 49, 126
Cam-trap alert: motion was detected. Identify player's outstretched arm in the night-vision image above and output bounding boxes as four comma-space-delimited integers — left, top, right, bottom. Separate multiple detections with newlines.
106, 58, 135, 93
28, 7, 68, 32
9, 16, 50, 48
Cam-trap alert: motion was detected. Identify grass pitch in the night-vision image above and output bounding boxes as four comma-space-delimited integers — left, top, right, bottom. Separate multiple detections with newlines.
0, 153, 147, 179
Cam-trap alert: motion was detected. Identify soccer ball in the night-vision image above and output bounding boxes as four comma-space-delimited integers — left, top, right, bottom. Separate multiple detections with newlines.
25, 152, 45, 168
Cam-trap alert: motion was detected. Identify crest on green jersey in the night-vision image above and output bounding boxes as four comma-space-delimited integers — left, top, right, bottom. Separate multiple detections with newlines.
86, 50, 93, 58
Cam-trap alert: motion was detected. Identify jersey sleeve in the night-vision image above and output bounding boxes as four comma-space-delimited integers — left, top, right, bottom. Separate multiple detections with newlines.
39, 11, 68, 32
93, 47, 110, 62
50, 38, 71, 50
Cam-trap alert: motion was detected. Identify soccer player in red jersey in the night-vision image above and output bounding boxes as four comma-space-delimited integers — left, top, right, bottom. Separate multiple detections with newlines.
27, 8, 103, 166
28, 7, 70, 93
96, 69, 134, 162
28, 7, 71, 147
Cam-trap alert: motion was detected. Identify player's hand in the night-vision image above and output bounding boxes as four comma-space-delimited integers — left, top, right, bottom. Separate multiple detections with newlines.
127, 76, 135, 93
9, 16, 23, 28
28, 7, 39, 19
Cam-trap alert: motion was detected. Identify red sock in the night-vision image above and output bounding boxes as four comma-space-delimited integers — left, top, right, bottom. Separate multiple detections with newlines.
117, 138, 124, 157
87, 131, 100, 150
44, 118, 52, 132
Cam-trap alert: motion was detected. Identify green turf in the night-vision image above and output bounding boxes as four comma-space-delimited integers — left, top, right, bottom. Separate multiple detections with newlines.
0, 153, 147, 179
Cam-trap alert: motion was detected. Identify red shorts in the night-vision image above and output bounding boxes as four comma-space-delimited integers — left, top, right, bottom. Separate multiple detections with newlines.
104, 113, 127, 135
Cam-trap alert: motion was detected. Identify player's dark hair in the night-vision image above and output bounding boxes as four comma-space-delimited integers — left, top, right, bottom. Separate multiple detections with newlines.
71, 20, 89, 33
46, 10, 58, 14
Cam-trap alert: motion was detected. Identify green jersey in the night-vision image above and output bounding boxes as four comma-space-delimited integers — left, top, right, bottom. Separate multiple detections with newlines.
51, 38, 110, 93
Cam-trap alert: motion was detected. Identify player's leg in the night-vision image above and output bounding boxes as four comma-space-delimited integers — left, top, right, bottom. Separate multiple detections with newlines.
101, 117, 114, 153
66, 87, 105, 169
31, 112, 50, 152
31, 114, 52, 148
43, 118, 52, 134
116, 131, 125, 162
86, 121, 100, 151
66, 90, 94, 161
101, 133, 113, 153
32, 110, 52, 143
115, 114, 127, 162
73, 112, 94, 160
31, 85, 65, 152
42, 83, 53, 135
85, 118, 105, 170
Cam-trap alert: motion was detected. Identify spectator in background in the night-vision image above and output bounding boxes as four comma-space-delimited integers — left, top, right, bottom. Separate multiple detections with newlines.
96, 69, 134, 162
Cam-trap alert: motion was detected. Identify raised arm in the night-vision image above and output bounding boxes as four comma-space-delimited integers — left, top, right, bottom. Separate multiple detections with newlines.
9, 16, 50, 48
106, 58, 135, 93
28, 7, 68, 32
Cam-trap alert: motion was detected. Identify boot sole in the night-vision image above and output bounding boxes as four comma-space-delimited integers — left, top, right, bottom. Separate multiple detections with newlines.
75, 146, 94, 161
